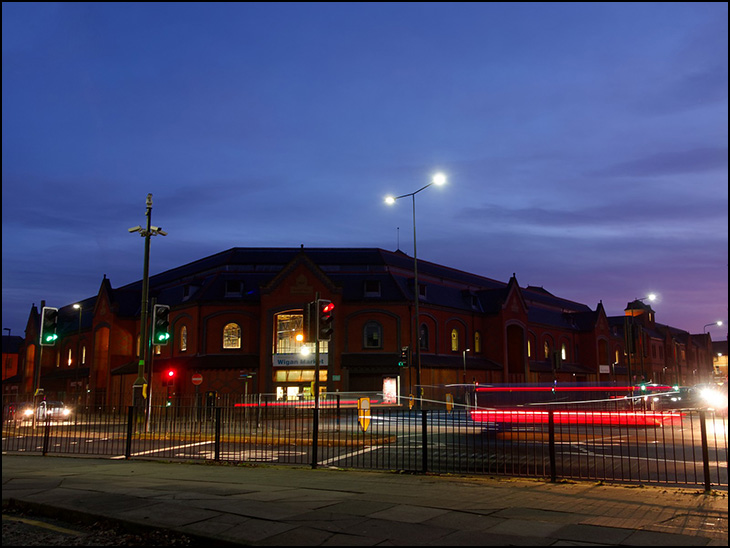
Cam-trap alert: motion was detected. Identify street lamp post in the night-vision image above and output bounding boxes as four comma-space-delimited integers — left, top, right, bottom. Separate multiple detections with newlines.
703, 321, 723, 333
385, 172, 447, 406
462, 348, 470, 384
129, 194, 167, 411
73, 304, 82, 405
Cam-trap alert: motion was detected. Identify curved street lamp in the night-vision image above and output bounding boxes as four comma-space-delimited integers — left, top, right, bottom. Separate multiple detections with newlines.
703, 321, 723, 333
385, 172, 447, 405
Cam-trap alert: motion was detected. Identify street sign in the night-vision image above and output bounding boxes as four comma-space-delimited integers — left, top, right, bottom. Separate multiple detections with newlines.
192, 373, 203, 386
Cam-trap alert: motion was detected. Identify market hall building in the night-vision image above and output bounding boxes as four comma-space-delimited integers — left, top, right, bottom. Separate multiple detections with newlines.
5, 247, 718, 407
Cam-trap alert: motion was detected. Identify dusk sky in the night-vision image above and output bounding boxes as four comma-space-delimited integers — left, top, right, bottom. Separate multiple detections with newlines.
2, 3, 727, 339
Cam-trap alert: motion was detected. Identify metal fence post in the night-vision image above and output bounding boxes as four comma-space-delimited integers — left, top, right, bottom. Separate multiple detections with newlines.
421, 410, 428, 474
699, 410, 711, 492
125, 406, 134, 459
214, 407, 222, 462
42, 416, 51, 456
548, 409, 556, 482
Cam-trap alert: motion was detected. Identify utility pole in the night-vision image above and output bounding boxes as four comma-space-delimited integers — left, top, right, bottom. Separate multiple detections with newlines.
129, 194, 167, 415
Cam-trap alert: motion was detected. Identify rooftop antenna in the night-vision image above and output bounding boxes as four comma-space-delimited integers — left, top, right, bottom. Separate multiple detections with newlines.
397, 227, 400, 251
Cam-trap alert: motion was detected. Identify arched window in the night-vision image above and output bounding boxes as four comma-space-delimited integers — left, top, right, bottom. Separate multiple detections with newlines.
419, 324, 429, 351
544, 338, 552, 360
180, 325, 188, 352
561, 343, 567, 361
451, 328, 459, 352
474, 331, 482, 353
363, 321, 382, 349
223, 323, 242, 349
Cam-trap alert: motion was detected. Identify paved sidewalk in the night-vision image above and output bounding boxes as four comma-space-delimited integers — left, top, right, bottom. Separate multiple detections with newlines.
2, 455, 727, 546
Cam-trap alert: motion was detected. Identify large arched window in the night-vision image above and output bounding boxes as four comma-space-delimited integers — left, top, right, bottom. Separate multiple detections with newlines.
363, 321, 382, 349
223, 323, 242, 349
451, 328, 460, 352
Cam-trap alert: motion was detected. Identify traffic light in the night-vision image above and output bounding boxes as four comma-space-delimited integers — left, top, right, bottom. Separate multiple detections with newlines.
163, 368, 176, 387
399, 346, 410, 367
152, 304, 171, 345
317, 299, 335, 341
40, 307, 59, 346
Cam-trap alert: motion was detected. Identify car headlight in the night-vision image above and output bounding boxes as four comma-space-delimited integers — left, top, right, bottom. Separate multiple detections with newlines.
700, 388, 728, 410
23, 408, 34, 417
62, 408, 71, 416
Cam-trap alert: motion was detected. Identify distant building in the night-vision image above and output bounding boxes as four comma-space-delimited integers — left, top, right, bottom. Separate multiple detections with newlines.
6, 247, 718, 407
712, 340, 728, 383
2, 334, 24, 400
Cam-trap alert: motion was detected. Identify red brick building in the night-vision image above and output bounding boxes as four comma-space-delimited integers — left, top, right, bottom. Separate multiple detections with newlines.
5, 247, 717, 407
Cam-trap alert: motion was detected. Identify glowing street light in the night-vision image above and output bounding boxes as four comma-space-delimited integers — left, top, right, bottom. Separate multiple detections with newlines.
703, 320, 723, 333
385, 172, 447, 405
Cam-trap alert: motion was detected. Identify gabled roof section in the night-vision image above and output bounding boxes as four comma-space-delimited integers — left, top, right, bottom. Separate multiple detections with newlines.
261, 249, 340, 295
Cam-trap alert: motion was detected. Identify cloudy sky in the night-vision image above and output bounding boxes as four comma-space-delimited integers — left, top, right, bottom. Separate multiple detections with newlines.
2, 3, 727, 339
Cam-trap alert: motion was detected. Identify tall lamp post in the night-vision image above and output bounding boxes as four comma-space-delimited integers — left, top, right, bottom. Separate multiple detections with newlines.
385, 172, 447, 405
72, 304, 82, 405
128, 194, 167, 411
703, 321, 723, 383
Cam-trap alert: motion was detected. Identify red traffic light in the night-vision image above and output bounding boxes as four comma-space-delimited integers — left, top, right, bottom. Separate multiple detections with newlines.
166, 369, 175, 378
321, 302, 334, 314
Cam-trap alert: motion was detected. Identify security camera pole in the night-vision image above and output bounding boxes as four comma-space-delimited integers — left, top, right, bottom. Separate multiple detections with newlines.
129, 194, 167, 415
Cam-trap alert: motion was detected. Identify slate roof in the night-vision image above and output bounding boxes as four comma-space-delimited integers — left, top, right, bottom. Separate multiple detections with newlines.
57, 247, 606, 332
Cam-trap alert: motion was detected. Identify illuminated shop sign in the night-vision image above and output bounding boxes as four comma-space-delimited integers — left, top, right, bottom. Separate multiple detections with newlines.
273, 354, 327, 367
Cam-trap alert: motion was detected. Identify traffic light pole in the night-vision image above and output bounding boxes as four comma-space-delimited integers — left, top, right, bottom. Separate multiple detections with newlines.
134, 195, 154, 414
312, 293, 321, 469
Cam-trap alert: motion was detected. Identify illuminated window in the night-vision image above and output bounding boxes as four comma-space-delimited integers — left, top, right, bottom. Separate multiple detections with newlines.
81, 345, 86, 365
180, 325, 187, 352
223, 323, 242, 349
474, 332, 482, 353
544, 340, 551, 360
67, 348, 73, 367
451, 329, 459, 352
363, 321, 382, 349
561, 343, 567, 361
527, 339, 532, 358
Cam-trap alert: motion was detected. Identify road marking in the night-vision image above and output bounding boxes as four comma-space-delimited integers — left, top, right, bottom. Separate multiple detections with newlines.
319, 445, 383, 465
111, 440, 214, 459
3, 514, 83, 536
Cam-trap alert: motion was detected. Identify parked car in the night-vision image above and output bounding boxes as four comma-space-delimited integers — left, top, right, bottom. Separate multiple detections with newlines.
36, 400, 71, 421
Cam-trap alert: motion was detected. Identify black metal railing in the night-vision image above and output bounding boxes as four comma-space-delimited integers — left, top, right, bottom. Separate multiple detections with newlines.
3, 396, 727, 490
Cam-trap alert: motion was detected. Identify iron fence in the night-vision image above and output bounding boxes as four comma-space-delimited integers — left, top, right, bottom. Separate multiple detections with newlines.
2, 396, 727, 490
